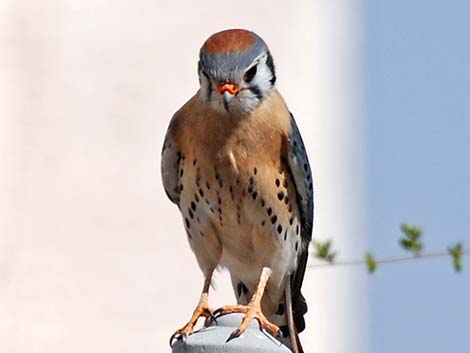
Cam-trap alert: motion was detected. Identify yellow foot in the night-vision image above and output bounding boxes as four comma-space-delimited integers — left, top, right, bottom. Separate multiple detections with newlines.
214, 304, 280, 342
169, 304, 216, 347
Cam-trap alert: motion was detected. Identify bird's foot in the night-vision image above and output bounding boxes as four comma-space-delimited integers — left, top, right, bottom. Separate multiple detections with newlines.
213, 303, 280, 342
169, 302, 216, 347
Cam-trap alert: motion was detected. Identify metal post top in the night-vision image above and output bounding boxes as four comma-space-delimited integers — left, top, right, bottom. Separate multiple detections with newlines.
171, 313, 292, 353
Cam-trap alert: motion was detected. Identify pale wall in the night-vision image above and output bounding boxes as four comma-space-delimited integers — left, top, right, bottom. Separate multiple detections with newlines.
0, 1, 367, 353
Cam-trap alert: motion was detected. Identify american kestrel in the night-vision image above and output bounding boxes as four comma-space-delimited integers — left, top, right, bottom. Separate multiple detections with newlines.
161, 29, 313, 353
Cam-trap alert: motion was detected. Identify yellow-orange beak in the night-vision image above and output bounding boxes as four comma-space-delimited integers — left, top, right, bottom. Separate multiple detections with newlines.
217, 83, 240, 95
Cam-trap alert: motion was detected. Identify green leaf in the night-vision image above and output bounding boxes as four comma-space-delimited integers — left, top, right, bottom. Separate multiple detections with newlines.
365, 252, 377, 274
399, 223, 423, 255
447, 242, 463, 272
313, 240, 336, 263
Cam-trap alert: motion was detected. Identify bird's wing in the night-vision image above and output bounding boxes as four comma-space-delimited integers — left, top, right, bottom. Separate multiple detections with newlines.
161, 116, 182, 206
285, 112, 314, 332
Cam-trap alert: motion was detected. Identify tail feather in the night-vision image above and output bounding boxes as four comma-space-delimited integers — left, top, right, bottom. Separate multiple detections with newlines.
292, 291, 308, 333
285, 277, 305, 353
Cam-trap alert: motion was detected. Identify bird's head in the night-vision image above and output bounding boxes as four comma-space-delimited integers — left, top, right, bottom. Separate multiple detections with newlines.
198, 29, 276, 115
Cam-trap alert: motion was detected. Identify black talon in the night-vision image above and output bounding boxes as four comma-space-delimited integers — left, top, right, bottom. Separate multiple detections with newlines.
226, 328, 241, 343
169, 333, 180, 347
204, 311, 218, 327
213, 308, 224, 318
207, 310, 218, 325
169, 331, 188, 348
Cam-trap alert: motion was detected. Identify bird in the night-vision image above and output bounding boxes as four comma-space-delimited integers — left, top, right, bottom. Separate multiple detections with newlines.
161, 29, 313, 353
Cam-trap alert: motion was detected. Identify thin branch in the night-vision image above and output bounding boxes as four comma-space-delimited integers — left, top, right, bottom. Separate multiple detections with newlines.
308, 248, 470, 269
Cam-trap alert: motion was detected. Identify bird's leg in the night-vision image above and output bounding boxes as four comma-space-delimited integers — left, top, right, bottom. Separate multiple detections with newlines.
169, 272, 215, 347
214, 267, 280, 341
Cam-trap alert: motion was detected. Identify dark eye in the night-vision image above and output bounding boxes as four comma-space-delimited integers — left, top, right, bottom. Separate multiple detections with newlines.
244, 65, 257, 83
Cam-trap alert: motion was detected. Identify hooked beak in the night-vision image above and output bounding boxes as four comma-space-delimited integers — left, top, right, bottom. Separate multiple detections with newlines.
217, 83, 239, 111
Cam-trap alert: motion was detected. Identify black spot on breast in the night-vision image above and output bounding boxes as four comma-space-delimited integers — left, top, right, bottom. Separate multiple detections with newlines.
271, 215, 277, 224
188, 209, 194, 219
196, 173, 201, 187
289, 217, 294, 225
187, 231, 192, 239
267, 208, 272, 216
275, 179, 280, 187
260, 198, 265, 207
191, 202, 196, 211
284, 230, 288, 241
295, 241, 299, 251
252, 191, 257, 200
185, 218, 190, 228
277, 225, 282, 234
277, 191, 284, 201
296, 224, 300, 235
199, 231, 204, 237
206, 182, 211, 190
261, 220, 265, 226
284, 196, 289, 205
194, 194, 200, 202
253, 167, 257, 175
193, 158, 197, 166
199, 189, 204, 197
283, 180, 288, 188
248, 185, 253, 193
179, 169, 184, 177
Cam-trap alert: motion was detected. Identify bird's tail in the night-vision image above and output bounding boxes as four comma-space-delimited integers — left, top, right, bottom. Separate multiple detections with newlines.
269, 276, 307, 353
285, 278, 304, 353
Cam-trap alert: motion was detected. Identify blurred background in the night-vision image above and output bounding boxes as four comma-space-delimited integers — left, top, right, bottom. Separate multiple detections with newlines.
0, 1, 468, 353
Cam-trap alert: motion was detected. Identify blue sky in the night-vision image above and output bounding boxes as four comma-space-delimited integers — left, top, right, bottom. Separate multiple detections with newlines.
366, 1, 470, 352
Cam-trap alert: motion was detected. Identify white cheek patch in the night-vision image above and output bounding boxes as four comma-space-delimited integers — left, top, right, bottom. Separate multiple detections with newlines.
237, 90, 261, 113
251, 61, 274, 95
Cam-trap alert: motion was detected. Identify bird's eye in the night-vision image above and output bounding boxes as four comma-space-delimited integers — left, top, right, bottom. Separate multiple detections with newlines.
244, 65, 257, 83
